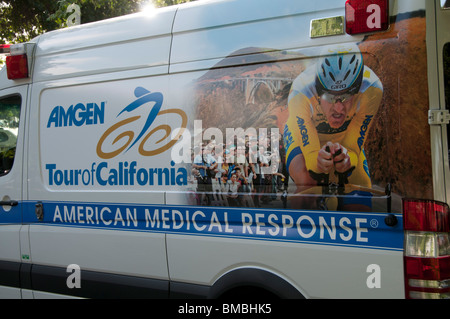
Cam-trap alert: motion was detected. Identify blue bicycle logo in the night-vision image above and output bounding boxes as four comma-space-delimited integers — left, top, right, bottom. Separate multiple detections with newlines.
96, 87, 187, 159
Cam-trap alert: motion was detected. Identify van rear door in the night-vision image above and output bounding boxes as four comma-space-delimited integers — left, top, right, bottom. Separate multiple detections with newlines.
431, 0, 450, 203
439, 2, 450, 202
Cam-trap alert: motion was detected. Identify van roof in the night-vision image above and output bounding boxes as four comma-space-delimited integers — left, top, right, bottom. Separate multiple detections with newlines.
2, 0, 422, 85
27, 0, 349, 83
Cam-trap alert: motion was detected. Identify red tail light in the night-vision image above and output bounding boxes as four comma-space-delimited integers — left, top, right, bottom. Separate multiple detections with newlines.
345, 0, 389, 35
403, 199, 450, 299
404, 200, 450, 232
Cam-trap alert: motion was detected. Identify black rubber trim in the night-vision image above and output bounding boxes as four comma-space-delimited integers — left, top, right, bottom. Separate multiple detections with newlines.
209, 268, 305, 299
1, 261, 303, 299
170, 281, 210, 299
31, 264, 169, 299
20, 263, 32, 290
0, 260, 21, 288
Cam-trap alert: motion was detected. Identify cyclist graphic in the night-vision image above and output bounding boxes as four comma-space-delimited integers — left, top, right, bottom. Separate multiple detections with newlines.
283, 44, 383, 210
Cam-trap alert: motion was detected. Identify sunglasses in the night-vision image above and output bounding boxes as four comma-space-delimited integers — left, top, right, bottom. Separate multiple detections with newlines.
320, 92, 353, 104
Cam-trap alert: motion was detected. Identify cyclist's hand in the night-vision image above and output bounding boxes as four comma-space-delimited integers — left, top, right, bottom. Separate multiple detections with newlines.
332, 143, 351, 173
317, 142, 334, 173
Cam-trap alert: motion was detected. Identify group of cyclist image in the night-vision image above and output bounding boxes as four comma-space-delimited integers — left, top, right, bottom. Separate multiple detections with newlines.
189, 43, 384, 211
189, 133, 289, 209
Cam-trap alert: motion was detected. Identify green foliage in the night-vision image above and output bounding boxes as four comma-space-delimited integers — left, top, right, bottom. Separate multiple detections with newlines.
48, 0, 146, 27
0, 0, 196, 44
153, 0, 194, 8
0, 0, 195, 68
0, 0, 60, 43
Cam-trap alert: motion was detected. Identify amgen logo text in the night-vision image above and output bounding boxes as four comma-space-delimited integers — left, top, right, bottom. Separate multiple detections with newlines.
47, 102, 105, 128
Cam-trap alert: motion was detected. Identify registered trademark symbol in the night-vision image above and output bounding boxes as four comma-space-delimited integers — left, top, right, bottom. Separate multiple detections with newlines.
370, 219, 379, 228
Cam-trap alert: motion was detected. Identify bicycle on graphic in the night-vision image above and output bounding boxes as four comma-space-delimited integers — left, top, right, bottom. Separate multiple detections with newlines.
293, 147, 392, 212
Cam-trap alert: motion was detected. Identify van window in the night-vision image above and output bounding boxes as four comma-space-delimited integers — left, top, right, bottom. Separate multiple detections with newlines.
0, 95, 21, 176
442, 0, 450, 9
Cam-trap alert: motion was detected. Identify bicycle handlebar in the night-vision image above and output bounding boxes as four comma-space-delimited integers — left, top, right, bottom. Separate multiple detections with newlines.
308, 170, 330, 186
308, 146, 354, 187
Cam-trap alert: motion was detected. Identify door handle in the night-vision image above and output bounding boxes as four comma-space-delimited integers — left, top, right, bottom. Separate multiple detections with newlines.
0, 200, 18, 206
35, 202, 44, 221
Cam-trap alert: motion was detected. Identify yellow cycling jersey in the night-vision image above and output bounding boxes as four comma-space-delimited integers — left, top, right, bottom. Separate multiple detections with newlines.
284, 64, 383, 186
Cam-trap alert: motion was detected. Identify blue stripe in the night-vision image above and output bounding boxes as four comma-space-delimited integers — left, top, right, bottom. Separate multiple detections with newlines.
286, 146, 302, 175
0, 202, 22, 224
15, 200, 404, 251
342, 191, 373, 208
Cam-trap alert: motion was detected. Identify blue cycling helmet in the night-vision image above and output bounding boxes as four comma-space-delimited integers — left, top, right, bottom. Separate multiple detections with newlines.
315, 44, 364, 96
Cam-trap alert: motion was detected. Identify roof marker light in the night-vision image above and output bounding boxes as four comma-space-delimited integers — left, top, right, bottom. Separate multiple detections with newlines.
0, 44, 11, 54
1, 44, 29, 80
6, 55, 29, 80
345, 0, 389, 35
9, 43, 26, 56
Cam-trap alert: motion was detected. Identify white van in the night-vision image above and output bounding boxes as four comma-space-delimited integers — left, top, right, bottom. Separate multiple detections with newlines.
0, 0, 449, 299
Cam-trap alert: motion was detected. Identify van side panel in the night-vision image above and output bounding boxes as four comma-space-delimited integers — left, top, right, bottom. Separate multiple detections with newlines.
33, 9, 177, 81
171, 0, 359, 73
166, 0, 430, 299
27, 75, 173, 297
167, 236, 404, 299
